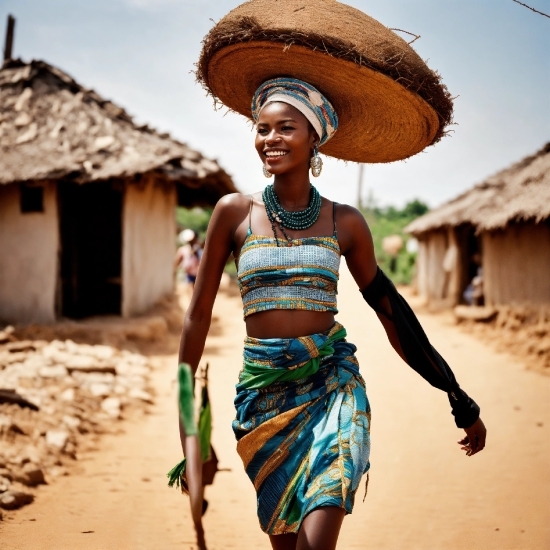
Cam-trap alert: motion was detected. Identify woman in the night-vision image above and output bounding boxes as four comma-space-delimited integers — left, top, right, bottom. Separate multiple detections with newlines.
176, 77, 486, 550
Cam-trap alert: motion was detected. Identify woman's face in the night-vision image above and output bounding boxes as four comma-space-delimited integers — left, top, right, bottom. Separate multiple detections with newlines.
255, 102, 318, 176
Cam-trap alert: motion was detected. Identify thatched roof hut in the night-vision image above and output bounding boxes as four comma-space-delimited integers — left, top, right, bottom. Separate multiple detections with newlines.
407, 143, 550, 235
0, 59, 237, 323
0, 59, 236, 205
406, 144, 550, 307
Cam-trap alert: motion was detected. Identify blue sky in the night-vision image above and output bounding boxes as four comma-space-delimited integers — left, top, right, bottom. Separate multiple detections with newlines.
1, 0, 548, 207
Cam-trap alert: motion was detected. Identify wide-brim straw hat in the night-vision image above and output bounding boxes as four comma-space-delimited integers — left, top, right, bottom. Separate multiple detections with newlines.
197, 0, 454, 163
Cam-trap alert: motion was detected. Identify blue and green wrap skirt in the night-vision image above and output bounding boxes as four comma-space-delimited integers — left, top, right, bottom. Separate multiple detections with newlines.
232, 322, 371, 535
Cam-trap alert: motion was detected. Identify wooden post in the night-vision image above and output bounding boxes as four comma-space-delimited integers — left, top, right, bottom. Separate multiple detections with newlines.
356, 163, 364, 210
4, 15, 15, 62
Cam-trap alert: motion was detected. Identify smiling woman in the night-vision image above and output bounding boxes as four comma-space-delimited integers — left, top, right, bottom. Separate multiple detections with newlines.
253, 76, 338, 186
170, 2, 486, 550
257, 104, 317, 181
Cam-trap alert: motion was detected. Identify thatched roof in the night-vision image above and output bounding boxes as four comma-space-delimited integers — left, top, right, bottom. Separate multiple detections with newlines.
406, 143, 550, 235
0, 59, 237, 206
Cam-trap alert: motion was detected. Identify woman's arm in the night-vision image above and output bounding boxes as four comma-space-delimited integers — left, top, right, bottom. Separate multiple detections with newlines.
177, 193, 248, 453
336, 205, 408, 361
176, 194, 248, 549
337, 204, 486, 455
178, 193, 248, 373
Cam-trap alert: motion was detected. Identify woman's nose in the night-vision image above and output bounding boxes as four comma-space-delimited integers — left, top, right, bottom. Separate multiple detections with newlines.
265, 130, 281, 144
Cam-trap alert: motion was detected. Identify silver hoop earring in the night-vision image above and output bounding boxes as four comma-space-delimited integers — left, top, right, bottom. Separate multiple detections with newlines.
263, 165, 272, 178
310, 146, 323, 177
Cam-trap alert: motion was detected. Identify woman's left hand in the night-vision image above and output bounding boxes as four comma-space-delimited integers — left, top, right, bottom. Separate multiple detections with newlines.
457, 416, 486, 456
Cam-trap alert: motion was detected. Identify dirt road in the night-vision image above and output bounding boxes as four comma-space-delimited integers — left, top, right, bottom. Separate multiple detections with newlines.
1, 268, 549, 549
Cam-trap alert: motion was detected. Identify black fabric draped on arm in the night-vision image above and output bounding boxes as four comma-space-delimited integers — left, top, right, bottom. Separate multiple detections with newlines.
361, 267, 480, 429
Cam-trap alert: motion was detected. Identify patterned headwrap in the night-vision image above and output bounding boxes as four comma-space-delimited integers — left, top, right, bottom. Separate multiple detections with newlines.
251, 77, 338, 146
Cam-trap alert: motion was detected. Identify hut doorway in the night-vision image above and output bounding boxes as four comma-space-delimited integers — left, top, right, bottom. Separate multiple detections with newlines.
58, 181, 122, 318
455, 225, 483, 305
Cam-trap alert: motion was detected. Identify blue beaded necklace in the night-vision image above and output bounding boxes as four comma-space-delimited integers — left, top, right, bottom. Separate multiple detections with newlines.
262, 184, 322, 246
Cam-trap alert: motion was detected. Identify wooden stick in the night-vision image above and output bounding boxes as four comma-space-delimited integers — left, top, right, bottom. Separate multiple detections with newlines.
511, 0, 550, 19
185, 435, 206, 550
390, 28, 421, 45
3, 14, 15, 61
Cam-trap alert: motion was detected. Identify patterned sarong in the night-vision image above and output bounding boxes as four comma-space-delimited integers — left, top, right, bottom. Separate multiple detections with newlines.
233, 322, 371, 535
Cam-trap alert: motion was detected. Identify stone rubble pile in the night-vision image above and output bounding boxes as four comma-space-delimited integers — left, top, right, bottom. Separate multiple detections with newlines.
0, 333, 155, 518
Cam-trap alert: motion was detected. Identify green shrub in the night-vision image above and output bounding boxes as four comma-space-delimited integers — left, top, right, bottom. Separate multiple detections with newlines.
176, 207, 213, 240
361, 200, 428, 285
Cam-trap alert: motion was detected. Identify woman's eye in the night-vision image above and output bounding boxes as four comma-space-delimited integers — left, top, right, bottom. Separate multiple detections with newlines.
282, 126, 294, 131
257, 128, 268, 135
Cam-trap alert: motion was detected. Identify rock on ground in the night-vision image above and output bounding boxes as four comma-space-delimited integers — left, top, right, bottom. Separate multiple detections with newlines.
0, 336, 155, 518
0, 490, 34, 510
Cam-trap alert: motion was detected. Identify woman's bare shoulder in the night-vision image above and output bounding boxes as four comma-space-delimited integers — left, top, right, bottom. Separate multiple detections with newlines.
212, 193, 252, 223
333, 202, 371, 230
331, 201, 374, 258
216, 192, 251, 210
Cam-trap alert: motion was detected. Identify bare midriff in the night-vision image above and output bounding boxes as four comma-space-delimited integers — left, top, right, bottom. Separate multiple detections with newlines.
245, 309, 336, 339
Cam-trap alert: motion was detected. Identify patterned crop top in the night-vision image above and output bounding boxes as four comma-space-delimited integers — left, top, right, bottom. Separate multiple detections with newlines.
237, 200, 341, 319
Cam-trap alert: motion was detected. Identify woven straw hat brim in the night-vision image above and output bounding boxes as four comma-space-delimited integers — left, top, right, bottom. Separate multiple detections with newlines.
208, 42, 439, 163
197, 0, 454, 163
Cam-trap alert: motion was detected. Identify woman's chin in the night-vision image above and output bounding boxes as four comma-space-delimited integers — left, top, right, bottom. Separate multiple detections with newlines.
266, 163, 301, 176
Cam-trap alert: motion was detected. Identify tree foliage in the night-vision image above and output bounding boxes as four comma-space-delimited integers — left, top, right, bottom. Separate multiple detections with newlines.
176, 207, 213, 240
361, 199, 429, 285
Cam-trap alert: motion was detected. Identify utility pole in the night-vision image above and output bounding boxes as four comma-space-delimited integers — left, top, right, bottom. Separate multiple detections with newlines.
4, 15, 15, 62
356, 163, 364, 210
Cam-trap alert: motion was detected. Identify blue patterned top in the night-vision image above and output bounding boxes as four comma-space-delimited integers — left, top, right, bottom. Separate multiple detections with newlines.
237, 231, 340, 319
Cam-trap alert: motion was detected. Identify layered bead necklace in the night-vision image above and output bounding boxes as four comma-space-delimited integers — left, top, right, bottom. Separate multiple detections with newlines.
262, 184, 322, 246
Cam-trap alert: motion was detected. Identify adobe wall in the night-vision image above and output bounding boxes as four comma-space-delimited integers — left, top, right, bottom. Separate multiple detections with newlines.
483, 222, 550, 305
416, 230, 448, 303
0, 182, 58, 323
122, 179, 176, 317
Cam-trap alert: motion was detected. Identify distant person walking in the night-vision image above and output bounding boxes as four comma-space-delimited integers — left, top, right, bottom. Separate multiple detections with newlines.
175, 229, 202, 289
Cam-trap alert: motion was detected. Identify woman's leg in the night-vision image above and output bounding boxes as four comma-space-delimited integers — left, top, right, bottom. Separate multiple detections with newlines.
269, 533, 298, 550
296, 507, 346, 550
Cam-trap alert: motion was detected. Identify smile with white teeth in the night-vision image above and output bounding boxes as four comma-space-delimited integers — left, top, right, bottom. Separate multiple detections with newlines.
265, 150, 288, 158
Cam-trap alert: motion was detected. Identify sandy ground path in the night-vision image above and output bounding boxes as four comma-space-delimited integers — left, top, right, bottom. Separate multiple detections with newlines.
1, 267, 549, 550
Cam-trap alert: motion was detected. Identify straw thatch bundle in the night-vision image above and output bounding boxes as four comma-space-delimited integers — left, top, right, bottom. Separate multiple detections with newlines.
197, 0, 454, 162
0, 59, 236, 205
406, 143, 550, 235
